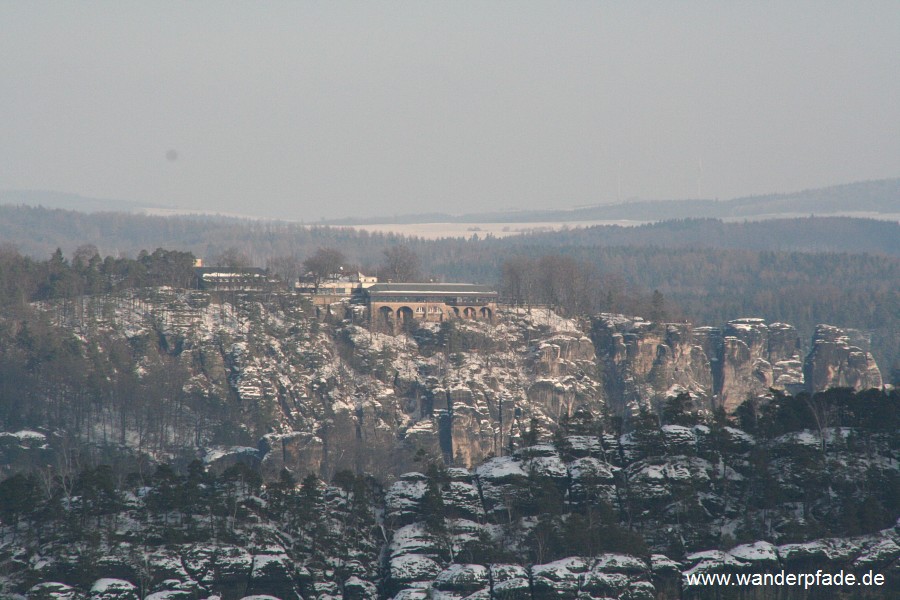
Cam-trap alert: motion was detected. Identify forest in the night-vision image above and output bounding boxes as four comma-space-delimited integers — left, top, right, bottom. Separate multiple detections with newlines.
0, 388, 898, 598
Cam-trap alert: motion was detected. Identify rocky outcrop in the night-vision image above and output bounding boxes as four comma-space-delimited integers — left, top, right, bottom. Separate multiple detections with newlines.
258, 432, 324, 480
4, 385, 900, 599
719, 320, 805, 412
532, 334, 596, 376
804, 324, 883, 392
325, 309, 605, 472
379, 423, 900, 600
592, 314, 876, 414
591, 315, 714, 414
17, 291, 888, 486
719, 319, 773, 412
30, 291, 595, 476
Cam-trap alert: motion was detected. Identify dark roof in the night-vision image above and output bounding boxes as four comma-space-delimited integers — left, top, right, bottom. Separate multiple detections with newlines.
194, 267, 267, 276
366, 283, 497, 296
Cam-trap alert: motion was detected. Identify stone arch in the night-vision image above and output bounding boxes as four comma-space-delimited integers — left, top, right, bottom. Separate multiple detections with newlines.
480, 306, 492, 321
378, 306, 394, 330
397, 306, 415, 324
451, 307, 460, 318
463, 307, 476, 319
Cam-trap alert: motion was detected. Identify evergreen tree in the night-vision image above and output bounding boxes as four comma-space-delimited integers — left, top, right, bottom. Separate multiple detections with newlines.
662, 392, 699, 426
0, 473, 38, 537
522, 416, 542, 447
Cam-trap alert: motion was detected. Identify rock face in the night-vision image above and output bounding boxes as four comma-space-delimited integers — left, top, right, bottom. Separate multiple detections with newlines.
804, 324, 883, 393
9, 291, 886, 483
20, 292, 611, 478
719, 319, 804, 413
590, 315, 714, 415
591, 315, 876, 414
258, 432, 324, 480
329, 309, 604, 473
0, 287, 895, 599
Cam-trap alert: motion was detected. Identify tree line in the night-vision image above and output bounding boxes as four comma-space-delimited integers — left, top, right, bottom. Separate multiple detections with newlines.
0, 245, 196, 308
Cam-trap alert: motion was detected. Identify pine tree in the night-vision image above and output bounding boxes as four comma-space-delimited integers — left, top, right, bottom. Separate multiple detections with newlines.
420, 461, 449, 537
522, 416, 541, 447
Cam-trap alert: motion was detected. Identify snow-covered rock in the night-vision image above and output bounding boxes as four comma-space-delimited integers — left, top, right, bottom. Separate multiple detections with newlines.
433, 564, 489, 592
89, 579, 138, 600
389, 554, 443, 586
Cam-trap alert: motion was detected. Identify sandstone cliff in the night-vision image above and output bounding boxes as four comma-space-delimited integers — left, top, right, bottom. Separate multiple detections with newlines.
591, 314, 879, 414
804, 324, 883, 392
10, 291, 883, 482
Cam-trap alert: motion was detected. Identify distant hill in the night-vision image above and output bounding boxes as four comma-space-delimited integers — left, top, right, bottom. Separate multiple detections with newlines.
508, 216, 900, 256
1, 204, 898, 260
7, 178, 898, 224
323, 178, 900, 224
0, 189, 162, 213
724, 178, 900, 217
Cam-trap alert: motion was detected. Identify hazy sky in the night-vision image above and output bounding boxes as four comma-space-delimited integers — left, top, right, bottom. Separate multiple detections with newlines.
2, 2, 899, 220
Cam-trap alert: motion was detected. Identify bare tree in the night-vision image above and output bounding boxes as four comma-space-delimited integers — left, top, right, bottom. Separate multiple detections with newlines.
214, 247, 251, 268
380, 245, 421, 282
501, 253, 604, 316
303, 247, 346, 290
267, 254, 304, 288
501, 256, 533, 305
536, 254, 576, 311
